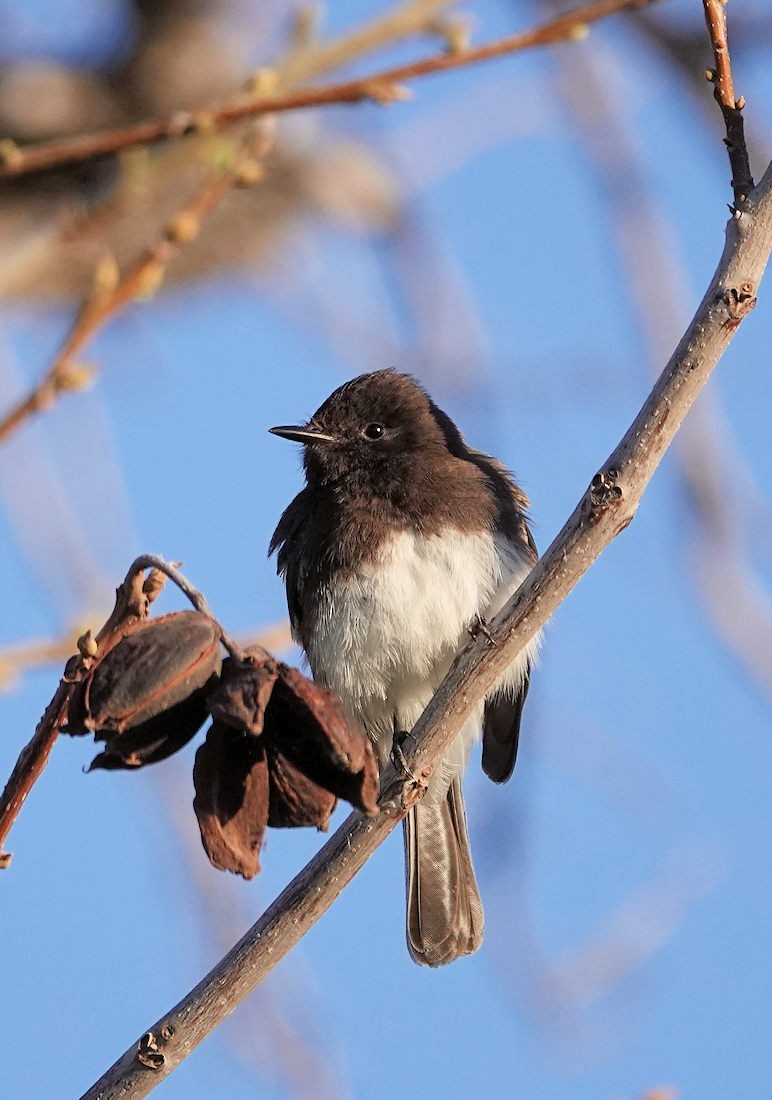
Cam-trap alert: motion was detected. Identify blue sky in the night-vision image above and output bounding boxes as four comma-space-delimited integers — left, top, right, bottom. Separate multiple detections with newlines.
1, 2, 771, 1098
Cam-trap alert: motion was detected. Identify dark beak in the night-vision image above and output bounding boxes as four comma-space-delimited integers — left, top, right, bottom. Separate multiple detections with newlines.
269, 424, 337, 444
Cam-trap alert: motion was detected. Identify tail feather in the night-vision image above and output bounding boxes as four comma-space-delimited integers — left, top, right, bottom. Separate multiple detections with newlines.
404, 777, 484, 966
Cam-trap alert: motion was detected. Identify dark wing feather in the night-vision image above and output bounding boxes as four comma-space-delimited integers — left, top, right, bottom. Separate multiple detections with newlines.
482, 666, 530, 784
268, 490, 311, 637
467, 448, 536, 784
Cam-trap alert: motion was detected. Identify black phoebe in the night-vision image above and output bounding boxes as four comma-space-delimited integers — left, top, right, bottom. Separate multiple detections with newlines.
269, 370, 539, 966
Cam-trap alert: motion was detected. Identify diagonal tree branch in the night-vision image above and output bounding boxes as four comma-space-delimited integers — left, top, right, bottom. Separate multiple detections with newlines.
0, 0, 652, 181
81, 159, 772, 1099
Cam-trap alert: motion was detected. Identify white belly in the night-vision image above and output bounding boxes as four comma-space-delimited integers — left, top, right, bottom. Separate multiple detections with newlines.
304, 527, 540, 787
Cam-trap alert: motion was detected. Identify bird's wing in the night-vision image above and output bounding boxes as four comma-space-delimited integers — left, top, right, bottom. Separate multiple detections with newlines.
468, 450, 537, 785
482, 667, 530, 784
268, 490, 311, 637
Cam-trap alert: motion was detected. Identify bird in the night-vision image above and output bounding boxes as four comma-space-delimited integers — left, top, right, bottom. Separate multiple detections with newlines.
269, 369, 540, 966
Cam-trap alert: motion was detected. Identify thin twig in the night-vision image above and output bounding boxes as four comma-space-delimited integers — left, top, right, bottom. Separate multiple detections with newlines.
81, 159, 772, 1099
0, 0, 652, 182
702, 0, 754, 207
126, 554, 245, 660
274, 0, 459, 87
0, 121, 275, 448
0, 561, 169, 863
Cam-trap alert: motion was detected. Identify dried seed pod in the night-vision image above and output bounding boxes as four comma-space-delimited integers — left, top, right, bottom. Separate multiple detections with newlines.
207, 651, 278, 735
88, 690, 213, 770
268, 664, 379, 816
266, 739, 337, 830
193, 722, 268, 879
68, 611, 222, 736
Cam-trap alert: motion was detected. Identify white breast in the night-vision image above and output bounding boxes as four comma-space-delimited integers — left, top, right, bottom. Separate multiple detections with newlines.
305, 526, 540, 775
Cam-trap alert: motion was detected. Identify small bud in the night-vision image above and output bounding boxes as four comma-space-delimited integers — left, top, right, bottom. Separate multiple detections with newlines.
166, 210, 200, 244
290, 4, 322, 47
55, 362, 96, 393
0, 851, 11, 870
77, 629, 99, 658
440, 18, 471, 54
568, 22, 590, 41
91, 253, 120, 298
244, 68, 278, 97
234, 159, 265, 187
364, 80, 413, 105
0, 138, 22, 169
735, 96, 745, 110
192, 111, 216, 135
705, 68, 717, 82
134, 260, 166, 302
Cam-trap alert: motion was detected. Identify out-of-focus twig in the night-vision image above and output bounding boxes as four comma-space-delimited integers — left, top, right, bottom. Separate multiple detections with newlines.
0, 121, 275, 447
0, 0, 653, 181
274, 0, 459, 86
702, 0, 754, 207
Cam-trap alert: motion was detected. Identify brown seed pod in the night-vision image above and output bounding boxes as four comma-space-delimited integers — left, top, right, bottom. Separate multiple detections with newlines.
268, 664, 379, 816
207, 651, 278, 735
193, 722, 269, 879
68, 610, 222, 769
266, 740, 337, 830
68, 610, 222, 736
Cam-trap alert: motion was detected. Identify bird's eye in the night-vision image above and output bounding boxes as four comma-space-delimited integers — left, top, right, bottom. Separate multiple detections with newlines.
362, 423, 385, 440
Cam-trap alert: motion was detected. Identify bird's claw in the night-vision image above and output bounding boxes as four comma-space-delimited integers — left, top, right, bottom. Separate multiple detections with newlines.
469, 614, 498, 647
391, 727, 417, 783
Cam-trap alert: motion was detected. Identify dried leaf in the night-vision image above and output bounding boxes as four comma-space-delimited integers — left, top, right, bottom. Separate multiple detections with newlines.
193, 722, 268, 879
266, 739, 337, 830
68, 611, 222, 735
268, 664, 379, 816
207, 652, 278, 735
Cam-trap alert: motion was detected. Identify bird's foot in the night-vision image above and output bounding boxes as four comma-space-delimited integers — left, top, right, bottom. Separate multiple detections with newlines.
469, 614, 498, 647
391, 728, 417, 783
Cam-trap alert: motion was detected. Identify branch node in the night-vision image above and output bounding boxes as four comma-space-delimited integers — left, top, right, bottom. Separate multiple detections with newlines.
589, 467, 624, 512
724, 283, 756, 321
136, 1032, 165, 1071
